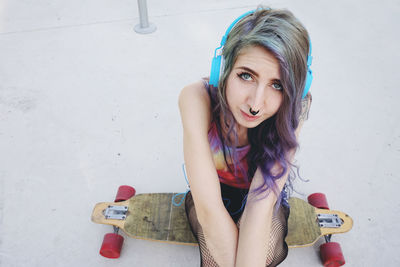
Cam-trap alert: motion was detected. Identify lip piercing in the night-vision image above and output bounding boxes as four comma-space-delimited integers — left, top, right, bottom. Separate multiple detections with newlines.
249, 107, 259, 116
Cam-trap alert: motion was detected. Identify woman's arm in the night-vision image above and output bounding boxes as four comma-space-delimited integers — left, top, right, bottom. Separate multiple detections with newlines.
235, 167, 288, 267
179, 81, 238, 266
235, 94, 312, 266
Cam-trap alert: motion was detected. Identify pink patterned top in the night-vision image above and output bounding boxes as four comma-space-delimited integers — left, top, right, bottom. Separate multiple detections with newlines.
208, 122, 251, 189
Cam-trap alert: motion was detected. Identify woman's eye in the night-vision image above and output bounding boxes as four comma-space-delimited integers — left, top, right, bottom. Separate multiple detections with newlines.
238, 72, 252, 81
272, 82, 283, 90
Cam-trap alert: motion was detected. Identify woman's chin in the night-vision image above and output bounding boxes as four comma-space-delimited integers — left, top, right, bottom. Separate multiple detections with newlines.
236, 116, 263, 129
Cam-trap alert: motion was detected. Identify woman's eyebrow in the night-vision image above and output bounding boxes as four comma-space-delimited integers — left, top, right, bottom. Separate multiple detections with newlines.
236, 66, 281, 81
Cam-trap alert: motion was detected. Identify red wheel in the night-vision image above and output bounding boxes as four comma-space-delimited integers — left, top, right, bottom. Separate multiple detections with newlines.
320, 242, 345, 267
308, 193, 329, 209
99, 233, 124, 258
115, 185, 136, 202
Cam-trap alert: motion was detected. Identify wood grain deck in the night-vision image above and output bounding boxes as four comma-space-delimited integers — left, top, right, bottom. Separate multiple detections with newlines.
124, 193, 197, 245
287, 197, 321, 247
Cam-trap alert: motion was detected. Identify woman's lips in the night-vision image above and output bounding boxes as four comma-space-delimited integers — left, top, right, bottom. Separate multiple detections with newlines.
240, 110, 260, 121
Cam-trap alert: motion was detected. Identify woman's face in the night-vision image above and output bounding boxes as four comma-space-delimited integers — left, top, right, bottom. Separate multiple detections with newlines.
225, 45, 283, 129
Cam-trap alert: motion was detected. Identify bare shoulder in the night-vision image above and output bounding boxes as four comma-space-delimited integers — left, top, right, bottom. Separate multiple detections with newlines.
178, 80, 212, 133
178, 80, 210, 108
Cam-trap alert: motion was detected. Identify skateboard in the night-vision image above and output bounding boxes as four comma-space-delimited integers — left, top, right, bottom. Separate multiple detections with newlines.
91, 186, 353, 266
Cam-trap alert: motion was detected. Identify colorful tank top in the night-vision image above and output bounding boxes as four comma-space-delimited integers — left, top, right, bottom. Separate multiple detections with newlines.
208, 122, 251, 189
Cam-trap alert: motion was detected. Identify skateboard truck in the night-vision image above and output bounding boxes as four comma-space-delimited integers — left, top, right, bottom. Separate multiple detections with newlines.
96, 186, 137, 259
308, 192, 347, 266
104, 205, 128, 220
317, 213, 342, 228
103, 205, 128, 240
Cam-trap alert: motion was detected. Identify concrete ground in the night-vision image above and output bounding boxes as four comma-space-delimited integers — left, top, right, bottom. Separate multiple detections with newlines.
1, 0, 399, 266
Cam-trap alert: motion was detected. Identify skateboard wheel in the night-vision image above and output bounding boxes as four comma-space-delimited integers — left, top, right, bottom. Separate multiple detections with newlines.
308, 193, 329, 210
320, 242, 345, 267
115, 185, 136, 202
100, 233, 124, 258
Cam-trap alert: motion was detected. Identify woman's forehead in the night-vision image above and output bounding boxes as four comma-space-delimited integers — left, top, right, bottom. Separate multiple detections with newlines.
234, 46, 280, 79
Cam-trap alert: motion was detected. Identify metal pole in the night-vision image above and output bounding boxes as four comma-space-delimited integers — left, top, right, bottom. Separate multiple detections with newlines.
134, 0, 156, 34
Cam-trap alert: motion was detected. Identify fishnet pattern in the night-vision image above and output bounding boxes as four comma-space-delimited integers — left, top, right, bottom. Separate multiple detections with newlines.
185, 188, 289, 267
265, 203, 289, 266
185, 191, 219, 267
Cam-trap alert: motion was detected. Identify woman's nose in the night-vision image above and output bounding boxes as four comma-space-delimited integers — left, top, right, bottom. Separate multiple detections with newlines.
248, 85, 265, 111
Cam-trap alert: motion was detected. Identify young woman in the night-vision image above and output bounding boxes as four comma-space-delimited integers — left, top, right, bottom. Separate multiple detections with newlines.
179, 7, 312, 267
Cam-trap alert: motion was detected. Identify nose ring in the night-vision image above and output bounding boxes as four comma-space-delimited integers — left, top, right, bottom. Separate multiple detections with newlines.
249, 107, 259, 116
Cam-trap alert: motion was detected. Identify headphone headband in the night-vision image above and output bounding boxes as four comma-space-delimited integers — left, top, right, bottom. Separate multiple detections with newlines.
220, 10, 257, 47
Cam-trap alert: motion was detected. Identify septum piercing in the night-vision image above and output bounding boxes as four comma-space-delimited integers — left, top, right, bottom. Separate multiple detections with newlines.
249, 107, 259, 116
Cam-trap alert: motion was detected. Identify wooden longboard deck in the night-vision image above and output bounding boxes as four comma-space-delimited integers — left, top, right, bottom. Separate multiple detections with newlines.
92, 193, 197, 245
91, 193, 353, 247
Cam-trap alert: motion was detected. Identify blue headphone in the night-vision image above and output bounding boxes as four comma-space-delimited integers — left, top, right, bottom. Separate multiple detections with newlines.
209, 9, 313, 99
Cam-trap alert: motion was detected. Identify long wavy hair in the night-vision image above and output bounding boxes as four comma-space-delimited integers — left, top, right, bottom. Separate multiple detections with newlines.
208, 7, 310, 203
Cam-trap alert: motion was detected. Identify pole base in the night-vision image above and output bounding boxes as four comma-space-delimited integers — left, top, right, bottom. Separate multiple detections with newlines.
134, 23, 157, 34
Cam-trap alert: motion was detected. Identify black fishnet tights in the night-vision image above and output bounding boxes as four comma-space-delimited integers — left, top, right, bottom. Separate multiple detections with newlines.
185, 184, 289, 267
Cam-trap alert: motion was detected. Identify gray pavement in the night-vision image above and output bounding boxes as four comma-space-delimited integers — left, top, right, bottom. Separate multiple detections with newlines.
1, 0, 399, 266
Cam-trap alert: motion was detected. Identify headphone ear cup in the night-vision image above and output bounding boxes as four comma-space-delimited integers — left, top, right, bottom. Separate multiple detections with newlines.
210, 55, 222, 88
302, 67, 313, 99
